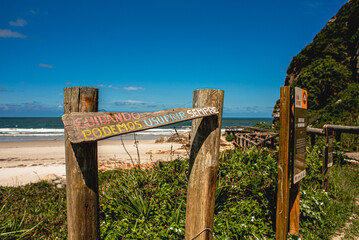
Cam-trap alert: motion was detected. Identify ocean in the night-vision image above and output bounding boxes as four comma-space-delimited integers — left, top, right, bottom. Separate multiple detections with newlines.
0, 117, 273, 142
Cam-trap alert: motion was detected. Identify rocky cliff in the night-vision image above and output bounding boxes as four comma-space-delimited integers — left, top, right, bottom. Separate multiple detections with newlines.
273, 0, 359, 127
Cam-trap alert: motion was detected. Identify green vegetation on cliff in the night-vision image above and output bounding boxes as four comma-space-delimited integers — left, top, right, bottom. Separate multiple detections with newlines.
276, 0, 359, 127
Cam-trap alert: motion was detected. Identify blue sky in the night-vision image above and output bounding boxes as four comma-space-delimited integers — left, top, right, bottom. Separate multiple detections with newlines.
0, 0, 348, 117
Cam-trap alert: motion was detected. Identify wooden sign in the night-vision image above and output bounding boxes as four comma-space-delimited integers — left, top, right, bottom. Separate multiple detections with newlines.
293, 87, 308, 184
62, 107, 219, 143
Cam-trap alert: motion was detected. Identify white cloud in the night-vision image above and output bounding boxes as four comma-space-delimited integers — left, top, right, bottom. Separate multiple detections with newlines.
39, 63, 53, 68
0, 105, 9, 110
0, 29, 27, 38
97, 84, 121, 90
114, 100, 151, 106
29, 9, 39, 15
0, 102, 57, 111
123, 87, 145, 91
9, 18, 27, 27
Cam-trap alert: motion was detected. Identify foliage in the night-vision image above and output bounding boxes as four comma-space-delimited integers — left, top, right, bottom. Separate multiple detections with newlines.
99, 160, 188, 239
299, 144, 359, 239
1, 144, 359, 239
292, 56, 351, 111
213, 148, 278, 239
252, 123, 274, 130
277, 0, 359, 127
0, 181, 67, 239
312, 82, 359, 128
225, 134, 235, 142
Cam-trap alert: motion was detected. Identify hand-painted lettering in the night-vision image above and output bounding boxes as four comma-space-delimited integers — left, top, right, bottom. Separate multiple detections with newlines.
169, 113, 177, 121
75, 118, 86, 129
132, 113, 141, 119
157, 116, 165, 124
92, 128, 102, 137
114, 113, 123, 122
94, 116, 100, 125
85, 117, 96, 127
67, 107, 220, 142
110, 125, 118, 134
118, 123, 128, 131
152, 117, 159, 125
122, 113, 131, 121
107, 115, 116, 124
163, 115, 170, 122
98, 116, 107, 125
101, 126, 112, 136
135, 121, 142, 128
187, 110, 194, 118
127, 122, 135, 130
197, 108, 204, 116
143, 119, 153, 127
179, 111, 187, 119
82, 130, 91, 140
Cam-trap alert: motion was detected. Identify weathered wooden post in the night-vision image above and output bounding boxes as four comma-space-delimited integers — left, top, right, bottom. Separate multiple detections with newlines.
276, 86, 307, 239
310, 133, 316, 147
322, 146, 329, 191
64, 87, 99, 240
276, 86, 291, 240
323, 132, 334, 191
185, 89, 224, 240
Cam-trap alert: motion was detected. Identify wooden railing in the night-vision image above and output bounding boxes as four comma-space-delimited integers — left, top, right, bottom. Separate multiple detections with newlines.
225, 126, 279, 149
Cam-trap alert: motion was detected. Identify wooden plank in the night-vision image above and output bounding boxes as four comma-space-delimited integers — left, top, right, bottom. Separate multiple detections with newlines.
185, 89, 224, 240
276, 86, 291, 240
62, 107, 219, 143
64, 87, 99, 240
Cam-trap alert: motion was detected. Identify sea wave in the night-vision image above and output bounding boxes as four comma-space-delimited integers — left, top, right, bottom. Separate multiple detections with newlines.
0, 128, 64, 137
0, 127, 191, 138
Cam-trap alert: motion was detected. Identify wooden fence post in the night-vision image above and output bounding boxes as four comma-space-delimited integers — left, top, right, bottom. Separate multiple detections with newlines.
185, 89, 224, 240
276, 86, 291, 240
310, 133, 316, 147
64, 87, 99, 240
322, 146, 329, 191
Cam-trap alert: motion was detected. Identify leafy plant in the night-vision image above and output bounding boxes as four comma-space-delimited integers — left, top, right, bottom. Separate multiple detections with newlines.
225, 134, 235, 142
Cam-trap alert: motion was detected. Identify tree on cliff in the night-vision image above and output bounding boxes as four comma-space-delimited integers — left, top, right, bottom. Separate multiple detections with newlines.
273, 0, 359, 127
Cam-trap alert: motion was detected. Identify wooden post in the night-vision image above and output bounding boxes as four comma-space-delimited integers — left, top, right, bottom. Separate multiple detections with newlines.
335, 131, 341, 143
322, 147, 329, 191
276, 86, 291, 240
310, 133, 316, 147
64, 87, 99, 240
289, 183, 300, 236
185, 89, 224, 240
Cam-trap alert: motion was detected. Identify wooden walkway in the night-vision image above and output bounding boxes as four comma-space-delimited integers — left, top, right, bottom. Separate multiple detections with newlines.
225, 126, 279, 148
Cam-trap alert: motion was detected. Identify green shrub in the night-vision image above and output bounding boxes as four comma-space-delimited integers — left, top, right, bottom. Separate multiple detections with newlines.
225, 134, 235, 142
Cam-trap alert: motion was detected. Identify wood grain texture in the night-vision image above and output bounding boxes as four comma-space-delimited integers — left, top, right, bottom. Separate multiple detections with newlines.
64, 87, 99, 240
289, 183, 300, 236
185, 89, 224, 240
276, 86, 291, 240
62, 107, 219, 143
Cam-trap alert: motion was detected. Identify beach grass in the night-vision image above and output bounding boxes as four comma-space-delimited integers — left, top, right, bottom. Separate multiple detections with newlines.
1, 146, 359, 239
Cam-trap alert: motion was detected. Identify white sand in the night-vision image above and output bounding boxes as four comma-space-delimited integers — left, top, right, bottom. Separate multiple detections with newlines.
0, 139, 187, 187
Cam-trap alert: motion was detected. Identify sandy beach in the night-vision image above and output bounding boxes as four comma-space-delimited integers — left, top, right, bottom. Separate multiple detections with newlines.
0, 139, 187, 187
